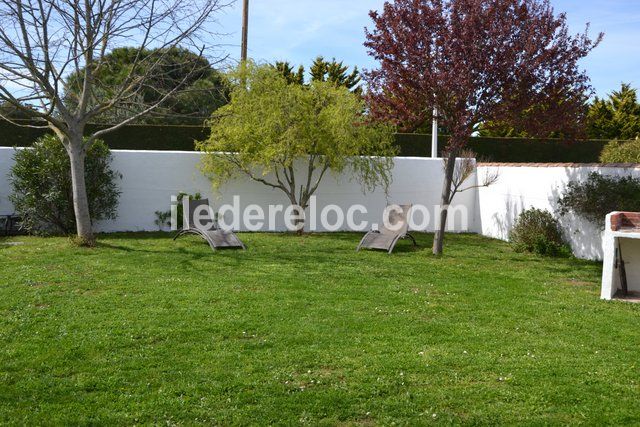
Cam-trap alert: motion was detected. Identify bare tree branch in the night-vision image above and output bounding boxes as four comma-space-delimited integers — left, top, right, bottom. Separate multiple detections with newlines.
0, 0, 232, 242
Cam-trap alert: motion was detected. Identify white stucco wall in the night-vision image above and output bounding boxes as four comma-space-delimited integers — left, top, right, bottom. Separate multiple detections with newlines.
601, 213, 640, 299
475, 164, 640, 260
0, 148, 13, 216
3, 145, 640, 261
0, 147, 477, 233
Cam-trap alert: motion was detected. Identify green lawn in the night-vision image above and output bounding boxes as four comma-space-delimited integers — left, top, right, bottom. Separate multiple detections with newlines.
1, 232, 639, 425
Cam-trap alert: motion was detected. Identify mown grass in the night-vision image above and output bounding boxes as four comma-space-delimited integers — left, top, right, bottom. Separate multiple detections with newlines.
0, 232, 638, 425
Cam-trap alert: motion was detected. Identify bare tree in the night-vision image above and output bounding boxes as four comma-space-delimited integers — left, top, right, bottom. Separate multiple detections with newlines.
0, 0, 232, 244
444, 149, 499, 206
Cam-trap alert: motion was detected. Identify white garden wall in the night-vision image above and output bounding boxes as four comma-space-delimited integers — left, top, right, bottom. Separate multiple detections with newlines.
3, 145, 640, 261
475, 163, 640, 260
0, 147, 477, 234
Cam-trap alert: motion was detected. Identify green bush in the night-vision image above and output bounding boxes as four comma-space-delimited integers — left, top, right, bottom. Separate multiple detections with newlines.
600, 139, 640, 163
509, 208, 569, 256
9, 135, 121, 235
154, 191, 201, 230
558, 172, 640, 227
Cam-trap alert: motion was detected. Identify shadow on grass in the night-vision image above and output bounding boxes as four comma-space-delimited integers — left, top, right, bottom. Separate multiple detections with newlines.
95, 231, 432, 259
91, 231, 601, 274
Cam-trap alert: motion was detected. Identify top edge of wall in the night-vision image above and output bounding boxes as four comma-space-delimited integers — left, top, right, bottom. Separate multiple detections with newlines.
478, 162, 640, 168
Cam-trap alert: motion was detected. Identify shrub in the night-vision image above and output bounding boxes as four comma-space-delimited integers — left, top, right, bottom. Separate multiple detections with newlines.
509, 208, 569, 256
600, 139, 640, 163
558, 172, 640, 227
154, 191, 201, 230
9, 135, 121, 235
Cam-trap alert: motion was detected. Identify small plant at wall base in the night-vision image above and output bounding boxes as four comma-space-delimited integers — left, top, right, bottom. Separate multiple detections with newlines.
600, 139, 640, 163
154, 192, 201, 230
9, 135, 121, 236
154, 211, 172, 231
558, 172, 640, 227
509, 208, 569, 257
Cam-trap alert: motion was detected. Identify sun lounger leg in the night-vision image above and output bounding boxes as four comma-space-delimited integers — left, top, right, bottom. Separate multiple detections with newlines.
173, 230, 189, 241
387, 235, 403, 254
357, 231, 376, 252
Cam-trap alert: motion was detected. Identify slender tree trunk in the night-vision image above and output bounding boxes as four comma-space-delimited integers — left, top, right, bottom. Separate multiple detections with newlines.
67, 134, 95, 245
433, 148, 459, 255
287, 194, 307, 235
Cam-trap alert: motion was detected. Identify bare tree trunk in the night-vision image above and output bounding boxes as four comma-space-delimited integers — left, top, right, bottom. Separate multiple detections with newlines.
433, 148, 459, 255
67, 135, 94, 245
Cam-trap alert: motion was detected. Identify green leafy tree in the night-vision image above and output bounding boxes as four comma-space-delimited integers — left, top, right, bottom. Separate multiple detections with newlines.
476, 121, 529, 137
273, 61, 305, 85
309, 56, 361, 92
9, 135, 121, 235
198, 63, 395, 230
272, 56, 361, 92
65, 47, 229, 125
586, 84, 640, 140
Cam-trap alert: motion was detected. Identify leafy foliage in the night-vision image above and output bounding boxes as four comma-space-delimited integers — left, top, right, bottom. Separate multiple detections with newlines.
273, 61, 305, 85
154, 210, 172, 231
364, 0, 601, 254
364, 0, 600, 142
9, 135, 121, 235
198, 63, 395, 218
309, 56, 361, 92
586, 84, 640, 140
65, 47, 229, 125
0, 101, 36, 120
476, 120, 531, 138
558, 172, 640, 227
509, 208, 569, 256
600, 139, 640, 163
272, 56, 361, 92
154, 192, 201, 230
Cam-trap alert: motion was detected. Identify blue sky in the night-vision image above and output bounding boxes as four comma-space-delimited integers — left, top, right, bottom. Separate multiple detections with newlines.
212, 0, 640, 98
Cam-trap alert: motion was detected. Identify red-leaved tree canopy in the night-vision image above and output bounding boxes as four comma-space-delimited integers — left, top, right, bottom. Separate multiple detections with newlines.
364, 0, 602, 255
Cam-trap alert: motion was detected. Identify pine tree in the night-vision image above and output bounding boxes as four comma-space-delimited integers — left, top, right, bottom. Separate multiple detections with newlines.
272, 57, 361, 93
587, 84, 640, 140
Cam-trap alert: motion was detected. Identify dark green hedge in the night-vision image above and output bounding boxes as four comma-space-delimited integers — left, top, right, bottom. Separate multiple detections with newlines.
1, 120, 611, 162
395, 133, 610, 163
0, 120, 204, 151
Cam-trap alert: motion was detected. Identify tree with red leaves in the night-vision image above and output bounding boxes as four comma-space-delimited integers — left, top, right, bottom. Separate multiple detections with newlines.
364, 0, 602, 255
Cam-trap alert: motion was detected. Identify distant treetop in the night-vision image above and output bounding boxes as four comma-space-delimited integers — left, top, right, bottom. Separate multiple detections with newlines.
271, 56, 361, 93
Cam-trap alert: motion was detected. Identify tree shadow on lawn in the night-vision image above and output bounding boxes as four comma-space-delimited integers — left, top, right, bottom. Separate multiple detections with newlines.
93, 231, 601, 275
94, 232, 430, 272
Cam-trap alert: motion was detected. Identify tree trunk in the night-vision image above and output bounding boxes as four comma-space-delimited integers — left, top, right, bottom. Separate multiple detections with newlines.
288, 194, 306, 235
67, 135, 95, 245
432, 149, 458, 255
